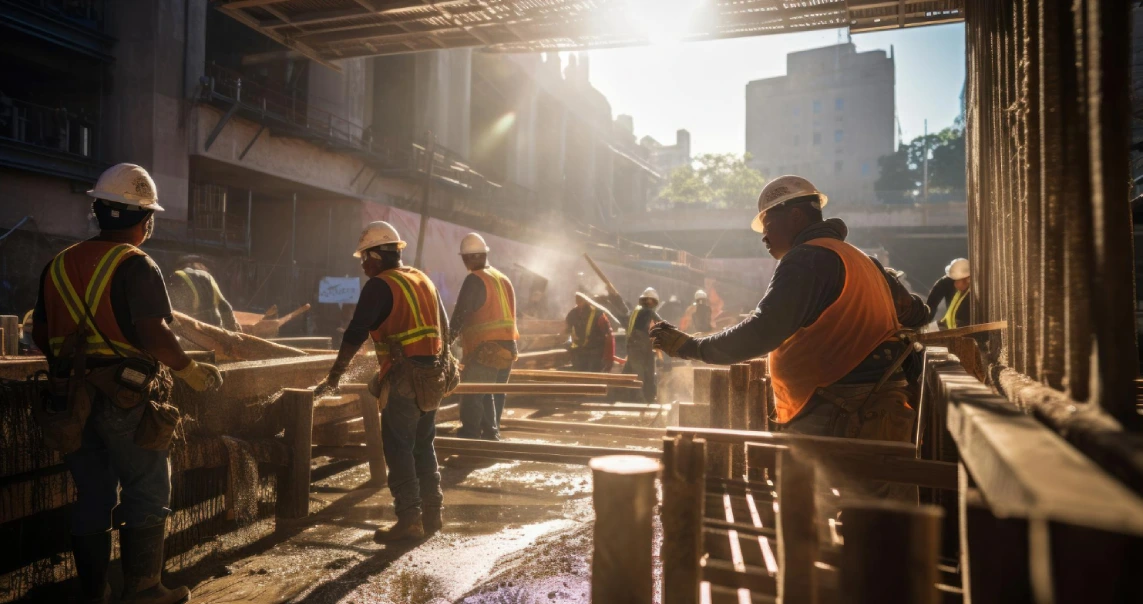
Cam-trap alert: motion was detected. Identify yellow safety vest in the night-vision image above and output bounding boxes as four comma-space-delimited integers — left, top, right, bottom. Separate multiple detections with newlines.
943, 289, 968, 330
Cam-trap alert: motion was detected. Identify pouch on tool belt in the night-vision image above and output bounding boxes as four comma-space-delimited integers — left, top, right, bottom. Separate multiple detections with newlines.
384, 301, 460, 413
135, 399, 181, 450
471, 342, 517, 370
33, 330, 92, 454
85, 357, 160, 410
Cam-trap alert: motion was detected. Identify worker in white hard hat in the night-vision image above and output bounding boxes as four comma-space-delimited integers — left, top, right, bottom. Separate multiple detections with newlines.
314, 220, 450, 541
652, 175, 931, 459
449, 233, 519, 440
611, 287, 662, 402
31, 162, 222, 604
926, 258, 972, 330
563, 292, 615, 372
680, 289, 713, 334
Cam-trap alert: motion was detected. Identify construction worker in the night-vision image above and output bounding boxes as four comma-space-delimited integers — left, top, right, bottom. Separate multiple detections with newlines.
314, 221, 448, 542
680, 290, 713, 333
926, 258, 971, 330
658, 294, 684, 325
167, 256, 239, 331
652, 175, 929, 446
563, 293, 614, 372
616, 287, 662, 402
450, 233, 518, 441
31, 163, 223, 604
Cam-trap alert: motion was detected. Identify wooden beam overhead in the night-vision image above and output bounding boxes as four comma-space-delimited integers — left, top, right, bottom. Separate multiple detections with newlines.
220, 0, 290, 9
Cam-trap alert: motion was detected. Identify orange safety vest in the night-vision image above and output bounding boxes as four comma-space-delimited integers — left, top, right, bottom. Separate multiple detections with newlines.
369, 267, 443, 379
42, 241, 146, 358
769, 238, 900, 423
461, 266, 519, 352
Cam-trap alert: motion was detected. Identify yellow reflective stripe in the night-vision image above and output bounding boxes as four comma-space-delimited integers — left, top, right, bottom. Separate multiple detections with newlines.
944, 289, 967, 329
627, 307, 641, 335
487, 269, 512, 321
468, 319, 516, 334
387, 272, 428, 328
209, 273, 222, 308
49, 254, 82, 326
85, 245, 133, 311
574, 307, 598, 346
174, 270, 200, 311
49, 335, 139, 356
392, 325, 440, 343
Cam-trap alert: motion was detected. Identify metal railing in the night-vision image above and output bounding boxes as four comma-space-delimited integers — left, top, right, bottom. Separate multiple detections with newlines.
0, 95, 95, 157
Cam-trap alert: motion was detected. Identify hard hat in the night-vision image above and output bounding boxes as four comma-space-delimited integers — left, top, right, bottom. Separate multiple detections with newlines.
575, 292, 591, 304
694, 289, 708, 301
639, 287, 659, 302
946, 258, 970, 280
354, 221, 406, 257
87, 163, 163, 211
460, 232, 490, 255
750, 175, 827, 233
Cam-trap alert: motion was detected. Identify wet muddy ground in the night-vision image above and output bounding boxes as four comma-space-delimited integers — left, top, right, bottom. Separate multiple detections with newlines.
170, 404, 665, 604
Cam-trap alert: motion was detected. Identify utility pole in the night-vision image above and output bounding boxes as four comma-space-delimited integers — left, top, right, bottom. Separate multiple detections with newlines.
922, 119, 930, 203
413, 132, 435, 270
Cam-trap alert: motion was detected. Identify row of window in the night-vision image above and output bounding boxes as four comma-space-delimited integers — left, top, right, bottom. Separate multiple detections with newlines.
793, 97, 844, 116
790, 130, 845, 146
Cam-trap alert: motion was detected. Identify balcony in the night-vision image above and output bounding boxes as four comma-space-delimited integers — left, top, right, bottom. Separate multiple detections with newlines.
0, 0, 113, 61
0, 95, 104, 181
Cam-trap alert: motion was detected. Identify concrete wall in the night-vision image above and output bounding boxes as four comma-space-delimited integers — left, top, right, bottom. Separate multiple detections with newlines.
308, 58, 369, 128
414, 49, 472, 154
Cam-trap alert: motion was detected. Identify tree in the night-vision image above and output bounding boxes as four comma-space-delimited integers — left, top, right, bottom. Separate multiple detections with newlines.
875, 125, 966, 204
658, 153, 767, 209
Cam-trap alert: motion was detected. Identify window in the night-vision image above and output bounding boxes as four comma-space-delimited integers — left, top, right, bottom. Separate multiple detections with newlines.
835, 97, 844, 111
812, 100, 822, 114
834, 129, 844, 143
813, 132, 821, 145
861, 162, 871, 176
834, 160, 843, 173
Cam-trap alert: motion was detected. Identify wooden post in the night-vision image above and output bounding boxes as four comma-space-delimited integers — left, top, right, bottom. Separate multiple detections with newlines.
745, 441, 772, 483
676, 402, 710, 428
747, 378, 769, 433
839, 500, 943, 604
0, 315, 18, 356
728, 364, 750, 478
777, 448, 817, 604
693, 367, 714, 405
356, 388, 387, 485
707, 369, 731, 478
748, 357, 768, 381
277, 388, 314, 519
590, 455, 661, 604
661, 436, 706, 604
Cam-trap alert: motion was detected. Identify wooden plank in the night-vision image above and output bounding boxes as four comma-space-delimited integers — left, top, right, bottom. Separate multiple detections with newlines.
276, 388, 313, 519
708, 369, 731, 479
590, 455, 660, 604
776, 449, 817, 604
914, 321, 1007, 343
662, 436, 706, 604
357, 388, 386, 485
509, 369, 640, 384
499, 418, 662, 439
839, 500, 943, 604
960, 482, 1033, 604
668, 427, 915, 456
434, 437, 660, 460
746, 442, 958, 490
312, 394, 363, 425
341, 382, 608, 397
701, 558, 776, 594
729, 364, 750, 478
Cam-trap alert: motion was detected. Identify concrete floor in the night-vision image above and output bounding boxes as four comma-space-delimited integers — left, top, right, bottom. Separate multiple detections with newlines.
169, 406, 665, 604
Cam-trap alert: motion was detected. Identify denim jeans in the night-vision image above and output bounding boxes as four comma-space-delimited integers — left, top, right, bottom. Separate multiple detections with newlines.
457, 361, 511, 439
381, 388, 442, 516
623, 349, 657, 402
64, 400, 172, 535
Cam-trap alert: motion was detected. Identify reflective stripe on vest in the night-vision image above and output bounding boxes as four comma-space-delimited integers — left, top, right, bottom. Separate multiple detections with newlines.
174, 270, 200, 312
47, 243, 142, 357
571, 307, 597, 348
462, 267, 519, 351
368, 268, 442, 378
943, 289, 967, 330
768, 239, 900, 423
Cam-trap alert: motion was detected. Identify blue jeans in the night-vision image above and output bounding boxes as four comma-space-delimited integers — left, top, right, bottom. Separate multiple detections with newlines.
457, 362, 511, 439
64, 400, 172, 535
381, 388, 442, 515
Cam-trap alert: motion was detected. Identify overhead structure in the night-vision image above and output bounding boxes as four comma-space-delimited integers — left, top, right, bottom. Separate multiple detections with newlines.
216, 0, 964, 65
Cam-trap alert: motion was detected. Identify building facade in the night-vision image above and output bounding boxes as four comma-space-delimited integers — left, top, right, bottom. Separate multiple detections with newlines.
745, 42, 895, 206
641, 129, 692, 177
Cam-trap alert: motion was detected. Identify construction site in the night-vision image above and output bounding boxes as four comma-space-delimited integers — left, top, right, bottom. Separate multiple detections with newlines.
1, 0, 1141, 603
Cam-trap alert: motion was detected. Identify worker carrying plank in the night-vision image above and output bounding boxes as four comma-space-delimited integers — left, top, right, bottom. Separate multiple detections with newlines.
563, 292, 615, 372
166, 255, 240, 331
314, 220, 456, 542
652, 175, 930, 443
926, 257, 972, 330
31, 163, 223, 604
449, 232, 519, 441
609, 287, 662, 402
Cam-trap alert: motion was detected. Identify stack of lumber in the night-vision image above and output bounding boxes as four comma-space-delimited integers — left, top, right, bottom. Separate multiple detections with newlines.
172, 311, 307, 362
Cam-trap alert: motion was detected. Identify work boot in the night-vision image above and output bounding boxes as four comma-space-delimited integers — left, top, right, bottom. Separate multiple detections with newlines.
422, 506, 444, 536
119, 523, 190, 604
373, 509, 425, 543
72, 531, 113, 604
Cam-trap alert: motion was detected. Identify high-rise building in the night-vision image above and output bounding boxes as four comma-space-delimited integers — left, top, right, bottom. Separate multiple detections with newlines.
745, 43, 895, 205
641, 129, 692, 176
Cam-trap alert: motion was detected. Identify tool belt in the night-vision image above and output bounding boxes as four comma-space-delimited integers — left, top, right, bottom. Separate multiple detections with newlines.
384, 301, 460, 413
466, 341, 517, 371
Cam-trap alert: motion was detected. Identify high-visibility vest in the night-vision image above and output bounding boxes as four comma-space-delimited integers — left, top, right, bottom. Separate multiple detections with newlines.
42, 241, 146, 358
942, 289, 968, 330
369, 267, 443, 379
172, 268, 223, 324
570, 306, 599, 349
461, 266, 518, 352
769, 238, 901, 423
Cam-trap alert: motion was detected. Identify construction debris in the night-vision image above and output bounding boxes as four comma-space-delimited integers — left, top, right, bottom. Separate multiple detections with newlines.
172, 311, 308, 362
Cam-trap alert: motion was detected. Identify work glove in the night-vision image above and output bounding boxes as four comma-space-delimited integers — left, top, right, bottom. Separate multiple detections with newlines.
313, 374, 341, 398
173, 360, 223, 392
650, 321, 698, 360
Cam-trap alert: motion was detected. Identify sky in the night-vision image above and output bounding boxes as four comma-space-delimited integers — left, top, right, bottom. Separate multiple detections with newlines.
586, 23, 966, 157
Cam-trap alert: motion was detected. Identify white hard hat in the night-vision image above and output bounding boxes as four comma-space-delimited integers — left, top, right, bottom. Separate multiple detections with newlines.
750, 175, 827, 233
87, 163, 163, 211
640, 287, 659, 302
460, 232, 490, 255
946, 258, 970, 280
354, 221, 406, 257
694, 289, 708, 301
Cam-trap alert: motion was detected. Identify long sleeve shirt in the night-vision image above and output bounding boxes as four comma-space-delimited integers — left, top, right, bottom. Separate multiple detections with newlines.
340, 275, 449, 358
925, 276, 970, 328
689, 218, 929, 381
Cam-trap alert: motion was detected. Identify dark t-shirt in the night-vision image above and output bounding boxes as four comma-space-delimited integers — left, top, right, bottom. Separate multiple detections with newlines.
34, 253, 174, 354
